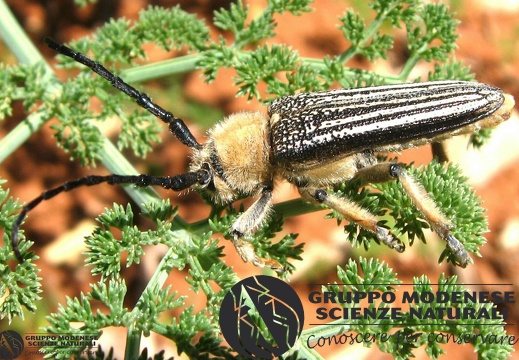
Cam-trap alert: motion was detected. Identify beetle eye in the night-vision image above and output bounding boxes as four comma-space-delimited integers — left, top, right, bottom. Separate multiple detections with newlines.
197, 169, 211, 186
199, 163, 215, 191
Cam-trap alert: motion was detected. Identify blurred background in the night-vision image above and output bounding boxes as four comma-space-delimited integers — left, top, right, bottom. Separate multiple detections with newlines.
1, 0, 518, 359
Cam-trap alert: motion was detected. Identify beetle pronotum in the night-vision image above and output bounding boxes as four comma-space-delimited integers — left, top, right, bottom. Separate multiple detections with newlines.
10, 38, 515, 273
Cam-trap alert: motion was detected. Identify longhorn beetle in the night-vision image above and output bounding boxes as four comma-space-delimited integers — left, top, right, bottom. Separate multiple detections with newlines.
11, 38, 515, 273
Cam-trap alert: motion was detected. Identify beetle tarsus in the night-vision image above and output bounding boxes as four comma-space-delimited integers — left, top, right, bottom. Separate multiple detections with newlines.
376, 227, 405, 253
441, 232, 473, 268
232, 235, 283, 273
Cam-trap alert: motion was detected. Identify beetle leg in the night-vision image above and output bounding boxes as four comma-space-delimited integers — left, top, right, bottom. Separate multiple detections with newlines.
231, 186, 273, 235
230, 186, 284, 272
390, 164, 472, 267
356, 162, 472, 267
299, 187, 405, 252
431, 142, 449, 163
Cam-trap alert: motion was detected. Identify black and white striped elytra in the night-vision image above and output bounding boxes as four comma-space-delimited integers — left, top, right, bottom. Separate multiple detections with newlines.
11, 39, 515, 274
269, 81, 504, 163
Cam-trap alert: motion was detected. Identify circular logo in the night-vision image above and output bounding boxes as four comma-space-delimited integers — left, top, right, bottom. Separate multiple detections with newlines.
0, 330, 24, 359
219, 275, 304, 359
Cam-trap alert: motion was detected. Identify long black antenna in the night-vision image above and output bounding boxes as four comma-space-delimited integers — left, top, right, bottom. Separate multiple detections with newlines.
12, 38, 212, 262
11, 171, 210, 262
44, 37, 201, 149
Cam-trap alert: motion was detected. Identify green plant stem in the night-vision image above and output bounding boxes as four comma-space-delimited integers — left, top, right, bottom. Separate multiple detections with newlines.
0, 111, 48, 163
273, 199, 322, 219
337, 3, 397, 64
187, 199, 322, 238
121, 54, 200, 83
124, 328, 141, 360
189, 256, 216, 295
98, 138, 188, 229
0, 0, 56, 163
398, 42, 433, 80
125, 232, 192, 357
0, 0, 50, 67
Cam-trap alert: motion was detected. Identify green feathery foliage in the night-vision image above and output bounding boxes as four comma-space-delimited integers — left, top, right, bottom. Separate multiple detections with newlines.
0, 0, 512, 359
